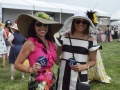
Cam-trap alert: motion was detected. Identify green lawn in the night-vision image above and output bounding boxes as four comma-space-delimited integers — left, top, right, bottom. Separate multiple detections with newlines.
0, 40, 120, 90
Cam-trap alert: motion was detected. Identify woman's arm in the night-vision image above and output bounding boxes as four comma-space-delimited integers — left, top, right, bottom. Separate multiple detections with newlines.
87, 50, 97, 68
3, 30, 7, 39
54, 45, 62, 65
8, 34, 14, 46
14, 40, 40, 74
71, 37, 97, 72
70, 50, 97, 72
86, 36, 97, 68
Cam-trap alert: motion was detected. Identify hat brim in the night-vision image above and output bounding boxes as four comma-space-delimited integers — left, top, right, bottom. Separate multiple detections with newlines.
62, 16, 96, 32
17, 14, 63, 38
11, 25, 18, 31
11, 27, 18, 31
0, 23, 5, 29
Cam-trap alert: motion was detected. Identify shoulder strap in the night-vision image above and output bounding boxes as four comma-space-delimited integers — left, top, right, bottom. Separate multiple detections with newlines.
68, 33, 75, 59
86, 36, 91, 40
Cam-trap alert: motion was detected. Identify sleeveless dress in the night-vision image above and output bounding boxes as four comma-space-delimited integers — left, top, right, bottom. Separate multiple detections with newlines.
9, 32, 25, 64
27, 37, 56, 90
55, 35, 101, 90
0, 29, 7, 54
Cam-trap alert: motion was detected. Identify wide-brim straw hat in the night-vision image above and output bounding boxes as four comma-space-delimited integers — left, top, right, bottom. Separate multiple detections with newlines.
11, 24, 18, 30
17, 12, 63, 38
0, 21, 5, 29
61, 10, 96, 32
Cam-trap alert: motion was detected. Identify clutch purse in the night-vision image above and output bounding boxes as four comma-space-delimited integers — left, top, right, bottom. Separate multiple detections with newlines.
28, 80, 36, 90
77, 82, 90, 90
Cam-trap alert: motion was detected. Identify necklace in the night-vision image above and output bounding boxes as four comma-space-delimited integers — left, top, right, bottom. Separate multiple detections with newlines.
44, 40, 47, 45
43, 40, 49, 49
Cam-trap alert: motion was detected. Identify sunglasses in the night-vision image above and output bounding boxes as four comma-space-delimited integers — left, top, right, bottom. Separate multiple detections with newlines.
35, 22, 48, 27
74, 20, 88, 25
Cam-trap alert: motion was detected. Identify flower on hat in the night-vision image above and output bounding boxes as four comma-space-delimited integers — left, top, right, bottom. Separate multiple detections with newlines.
37, 13, 54, 21
86, 10, 98, 24
93, 13, 98, 24
0, 22, 5, 29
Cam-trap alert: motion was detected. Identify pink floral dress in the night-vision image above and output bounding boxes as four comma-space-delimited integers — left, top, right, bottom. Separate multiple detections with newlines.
27, 37, 56, 90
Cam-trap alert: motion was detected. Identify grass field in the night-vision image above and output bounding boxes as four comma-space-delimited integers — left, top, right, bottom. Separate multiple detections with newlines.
0, 40, 120, 90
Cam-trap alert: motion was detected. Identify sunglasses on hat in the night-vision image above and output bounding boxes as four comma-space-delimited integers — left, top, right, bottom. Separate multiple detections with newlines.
74, 20, 88, 25
35, 22, 48, 27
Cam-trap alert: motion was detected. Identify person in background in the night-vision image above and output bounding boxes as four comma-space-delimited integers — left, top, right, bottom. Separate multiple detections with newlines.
8, 24, 26, 81
106, 25, 111, 42
54, 10, 101, 90
0, 21, 7, 68
114, 27, 118, 40
111, 26, 115, 40
14, 12, 63, 89
4, 20, 13, 61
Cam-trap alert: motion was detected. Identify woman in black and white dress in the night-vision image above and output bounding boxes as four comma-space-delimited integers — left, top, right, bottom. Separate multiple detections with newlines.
55, 10, 102, 90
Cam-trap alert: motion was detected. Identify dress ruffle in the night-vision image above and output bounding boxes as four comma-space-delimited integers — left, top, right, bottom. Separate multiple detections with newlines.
28, 37, 56, 68
28, 37, 56, 89
89, 45, 102, 51
28, 37, 44, 48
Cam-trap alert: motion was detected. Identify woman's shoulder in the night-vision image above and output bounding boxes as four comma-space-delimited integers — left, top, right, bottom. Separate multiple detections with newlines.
24, 40, 34, 47
86, 36, 96, 41
22, 40, 35, 52
27, 37, 39, 43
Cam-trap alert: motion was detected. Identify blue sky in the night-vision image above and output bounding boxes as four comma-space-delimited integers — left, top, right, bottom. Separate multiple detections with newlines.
39, 0, 119, 15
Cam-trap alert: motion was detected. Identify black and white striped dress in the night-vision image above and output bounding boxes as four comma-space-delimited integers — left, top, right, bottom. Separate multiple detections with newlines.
55, 35, 101, 90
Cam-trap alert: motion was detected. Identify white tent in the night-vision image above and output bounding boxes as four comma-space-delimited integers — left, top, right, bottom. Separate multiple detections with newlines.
0, 0, 110, 16
110, 9, 120, 21
70, 5, 110, 18
0, 0, 33, 10
48, 2, 78, 14
0, 0, 111, 23
23, 0, 61, 13
94, 9, 110, 18
111, 21, 120, 25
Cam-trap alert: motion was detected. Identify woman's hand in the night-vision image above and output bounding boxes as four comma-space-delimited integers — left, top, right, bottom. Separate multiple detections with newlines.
70, 63, 87, 72
32, 63, 42, 73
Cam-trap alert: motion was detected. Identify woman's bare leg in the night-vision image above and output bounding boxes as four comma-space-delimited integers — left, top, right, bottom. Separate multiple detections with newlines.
21, 72, 24, 79
10, 64, 15, 81
2, 54, 6, 68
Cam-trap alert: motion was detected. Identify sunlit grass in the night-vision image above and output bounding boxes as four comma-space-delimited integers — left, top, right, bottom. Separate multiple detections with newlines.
0, 40, 120, 90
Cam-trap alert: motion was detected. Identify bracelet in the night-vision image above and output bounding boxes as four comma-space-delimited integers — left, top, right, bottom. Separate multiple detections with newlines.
26, 67, 30, 73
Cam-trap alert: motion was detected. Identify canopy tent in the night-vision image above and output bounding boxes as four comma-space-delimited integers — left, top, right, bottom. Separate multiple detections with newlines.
110, 9, 120, 22
0, 0, 33, 10
71, 5, 110, 18
0, 0, 110, 16
94, 9, 110, 18
111, 21, 120, 26
48, 2, 78, 14
23, 0, 61, 13
0, 0, 111, 24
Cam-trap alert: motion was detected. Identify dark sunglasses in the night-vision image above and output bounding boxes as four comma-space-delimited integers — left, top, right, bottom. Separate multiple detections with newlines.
35, 22, 48, 27
75, 20, 88, 25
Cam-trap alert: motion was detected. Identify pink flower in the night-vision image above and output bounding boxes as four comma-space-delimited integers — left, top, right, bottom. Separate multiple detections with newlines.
36, 74, 44, 82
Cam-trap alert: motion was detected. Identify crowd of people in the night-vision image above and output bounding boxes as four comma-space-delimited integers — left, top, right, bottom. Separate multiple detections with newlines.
93, 25, 120, 42
0, 10, 111, 90
0, 20, 26, 80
